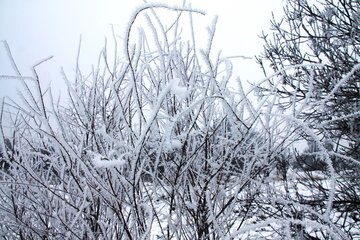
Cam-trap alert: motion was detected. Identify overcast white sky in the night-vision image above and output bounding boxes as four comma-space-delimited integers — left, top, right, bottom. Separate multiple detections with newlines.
0, 0, 284, 101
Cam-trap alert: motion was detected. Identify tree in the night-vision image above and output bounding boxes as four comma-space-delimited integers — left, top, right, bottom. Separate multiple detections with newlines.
257, 0, 360, 238
257, 0, 360, 159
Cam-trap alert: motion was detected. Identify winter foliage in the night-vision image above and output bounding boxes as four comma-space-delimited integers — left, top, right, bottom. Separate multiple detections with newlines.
0, 1, 359, 239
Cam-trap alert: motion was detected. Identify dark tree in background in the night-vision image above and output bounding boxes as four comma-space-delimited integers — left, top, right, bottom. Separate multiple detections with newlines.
258, 0, 359, 159
257, 0, 360, 238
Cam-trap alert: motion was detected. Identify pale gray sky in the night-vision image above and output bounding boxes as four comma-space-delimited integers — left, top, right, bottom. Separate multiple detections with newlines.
0, 0, 284, 100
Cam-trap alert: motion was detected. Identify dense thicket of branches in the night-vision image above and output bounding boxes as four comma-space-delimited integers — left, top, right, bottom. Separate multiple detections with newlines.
0, 2, 358, 239
257, 0, 360, 238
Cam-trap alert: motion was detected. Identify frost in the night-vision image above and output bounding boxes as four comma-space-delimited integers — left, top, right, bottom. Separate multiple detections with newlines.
170, 78, 188, 99
164, 138, 182, 152
321, 63, 360, 107
91, 152, 127, 168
